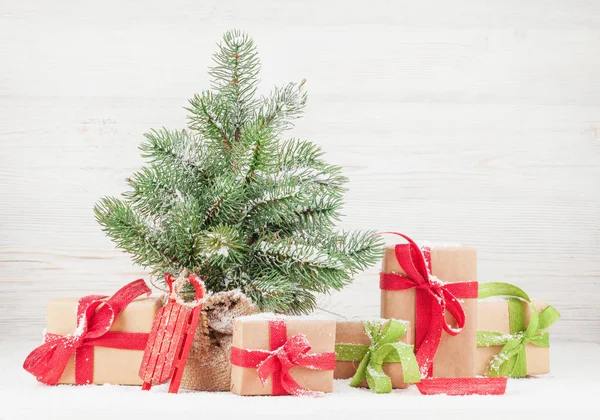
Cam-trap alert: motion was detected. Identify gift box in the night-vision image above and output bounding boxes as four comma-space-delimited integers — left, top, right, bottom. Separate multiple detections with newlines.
334, 319, 419, 392
24, 280, 162, 385
476, 282, 560, 378
230, 314, 336, 396
49, 296, 162, 385
476, 300, 549, 376
380, 236, 479, 378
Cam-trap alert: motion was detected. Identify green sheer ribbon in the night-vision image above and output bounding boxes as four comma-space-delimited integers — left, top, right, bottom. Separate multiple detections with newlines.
335, 319, 420, 393
477, 282, 560, 378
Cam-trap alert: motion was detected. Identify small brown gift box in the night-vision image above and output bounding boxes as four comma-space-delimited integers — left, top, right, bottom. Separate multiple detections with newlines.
230, 314, 336, 396
334, 319, 412, 389
381, 244, 478, 378
47, 296, 162, 385
476, 299, 550, 376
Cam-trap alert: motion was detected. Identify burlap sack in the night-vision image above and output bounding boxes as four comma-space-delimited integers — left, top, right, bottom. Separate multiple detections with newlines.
180, 290, 257, 391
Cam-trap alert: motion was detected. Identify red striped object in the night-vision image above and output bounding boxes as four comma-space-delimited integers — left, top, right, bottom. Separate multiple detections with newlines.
139, 273, 204, 394
416, 377, 508, 396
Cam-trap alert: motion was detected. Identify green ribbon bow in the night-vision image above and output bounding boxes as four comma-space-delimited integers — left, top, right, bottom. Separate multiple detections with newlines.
477, 282, 560, 378
335, 319, 420, 393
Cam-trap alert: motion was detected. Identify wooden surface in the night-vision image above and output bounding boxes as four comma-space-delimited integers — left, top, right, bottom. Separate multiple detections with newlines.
4, 341, 600, 418
1, 1, 599, 342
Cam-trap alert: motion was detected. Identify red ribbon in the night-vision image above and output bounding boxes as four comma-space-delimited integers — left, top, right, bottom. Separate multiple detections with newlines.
416, 377, 507, 396
379, 232, 478, 378
230, 319, 336, 396
23, 279, 152, 385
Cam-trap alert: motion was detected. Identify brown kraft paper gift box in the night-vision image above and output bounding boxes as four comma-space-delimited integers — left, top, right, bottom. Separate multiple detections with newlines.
381, 244, 477, 378
476, 299, 550, 376
47, 296, 162, 385
230, 315, 336, 395
334, 319, 412, 388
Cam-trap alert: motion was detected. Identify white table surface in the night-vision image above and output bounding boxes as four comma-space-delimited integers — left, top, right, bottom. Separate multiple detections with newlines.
2, 341, 598, 420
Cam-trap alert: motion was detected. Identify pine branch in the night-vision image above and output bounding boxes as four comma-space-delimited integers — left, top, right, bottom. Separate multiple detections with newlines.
199, 174, 246, 227
279, 138, 325, 169
244, 272, 318, 314
281, 195, 343, 234
251, 237, 351, 293
196, 224, 248, 267
94, 197, 181, 272
239, 121, 277, 185
258, 81, 307, 134
275, 138, 348, 196
140, 128, 207, 172
209, 29, 260, 139
160, 198, 211, 269
124, 164, 200, 217
324, 230, 385, 274
253, 237, 341, 269
241, 179, 306, 230
187, 91, 233, 151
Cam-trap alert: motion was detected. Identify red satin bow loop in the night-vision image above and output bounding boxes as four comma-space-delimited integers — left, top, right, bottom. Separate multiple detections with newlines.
379, 232, 478, 378
230, 319, 336, 396
23, 279, 152, 385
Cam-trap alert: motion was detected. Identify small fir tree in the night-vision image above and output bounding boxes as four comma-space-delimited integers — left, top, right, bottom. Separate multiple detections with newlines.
94, 30, 383, 313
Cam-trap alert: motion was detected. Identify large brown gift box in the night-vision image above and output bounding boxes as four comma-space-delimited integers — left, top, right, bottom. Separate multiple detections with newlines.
381, 244, 478, 378
47, 296, 162, 385
476, 299, 550, 376
230, 315, 336, 395
334, 319, 412, 389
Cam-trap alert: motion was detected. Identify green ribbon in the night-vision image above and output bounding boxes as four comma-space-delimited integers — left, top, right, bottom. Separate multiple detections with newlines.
477, 282, 560, 378
335, 319, 420, 393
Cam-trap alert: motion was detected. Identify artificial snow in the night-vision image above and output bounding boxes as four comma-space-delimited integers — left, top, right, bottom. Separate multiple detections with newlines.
215, 246, 229, 257
174, 189, 184, 203
173, 296, 204, 308
3, 341, 600, 420
477, 332, 520, 346
428, 274, 447, 286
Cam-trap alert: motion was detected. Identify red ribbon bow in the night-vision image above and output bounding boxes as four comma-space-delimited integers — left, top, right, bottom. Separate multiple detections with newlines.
23, 279, 152, 385
379, 233, 478, 378
230, 319, 336, 396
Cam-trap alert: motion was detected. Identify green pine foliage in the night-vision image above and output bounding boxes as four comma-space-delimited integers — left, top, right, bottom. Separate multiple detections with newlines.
94, 30, 383, 313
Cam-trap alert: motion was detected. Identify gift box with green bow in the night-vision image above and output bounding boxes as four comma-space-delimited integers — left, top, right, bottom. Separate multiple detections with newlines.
334, 319, 420, 393
476, 282, 560, 378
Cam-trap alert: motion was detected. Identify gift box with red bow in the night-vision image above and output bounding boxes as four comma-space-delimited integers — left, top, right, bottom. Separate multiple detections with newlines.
23, 280, 162, 385
230, 314, 336, 396
380, 234, 479, 379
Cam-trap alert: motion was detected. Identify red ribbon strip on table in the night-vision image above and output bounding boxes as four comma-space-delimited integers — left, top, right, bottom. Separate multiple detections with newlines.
23, 279, 152, 385
230, 319, 336, 396
416, 377, 507, 396
379, 232, 507, 395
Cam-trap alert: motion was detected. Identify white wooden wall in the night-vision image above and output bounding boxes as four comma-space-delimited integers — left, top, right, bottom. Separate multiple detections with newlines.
1, 0, 599, 343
